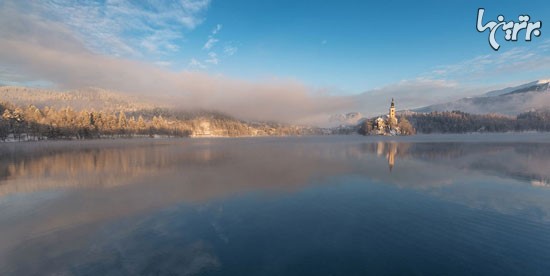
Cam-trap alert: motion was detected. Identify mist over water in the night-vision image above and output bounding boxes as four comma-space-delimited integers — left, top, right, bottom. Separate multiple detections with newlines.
1, 134, 550, 275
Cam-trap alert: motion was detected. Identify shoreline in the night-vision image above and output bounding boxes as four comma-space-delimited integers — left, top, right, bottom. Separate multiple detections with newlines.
1, 132, 550, 147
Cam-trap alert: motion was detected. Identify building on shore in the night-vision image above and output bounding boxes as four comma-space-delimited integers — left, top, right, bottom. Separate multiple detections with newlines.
372, 98, 398, 135
361, 98, 415, 136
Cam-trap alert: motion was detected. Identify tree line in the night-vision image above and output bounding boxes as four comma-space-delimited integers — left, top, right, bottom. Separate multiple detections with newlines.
0, 102, 196, 141
405, 110, 550, 133
3, 101, 549, 141
0, 102, 323, 141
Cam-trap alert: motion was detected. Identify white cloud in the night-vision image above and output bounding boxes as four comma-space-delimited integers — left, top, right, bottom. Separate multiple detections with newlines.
155, 61, 172, 67
165, 43, 180, 52
15, 0, 210, 58
212, 24, 222, 35
203, 37, 219, 50
223, 44, 238, 56
179, 0, 212, 14
140, 30, 183, 54
200, 24, 224, 65
188, 58, 206, 69
428, 42, 550, 81
205, 52, 219, 65
203, 23, 223, 50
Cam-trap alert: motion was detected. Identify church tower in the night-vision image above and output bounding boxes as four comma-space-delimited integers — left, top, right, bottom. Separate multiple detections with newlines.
389, 98, 397, 126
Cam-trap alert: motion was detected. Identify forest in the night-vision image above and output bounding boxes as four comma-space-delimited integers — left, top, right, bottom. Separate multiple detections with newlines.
0, 102, 319, 141
405, 110, 550, 133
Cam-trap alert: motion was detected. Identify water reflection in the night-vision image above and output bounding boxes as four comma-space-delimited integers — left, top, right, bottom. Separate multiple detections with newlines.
370, 141, 402, 172
362, 141, 550, 187
0, 136, 550, 275
0, 141, 220, 196
1, 137, 550, 198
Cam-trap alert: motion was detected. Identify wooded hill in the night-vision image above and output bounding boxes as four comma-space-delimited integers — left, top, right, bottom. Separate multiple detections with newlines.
0, 101, 321, 141
405, 110, 550, 133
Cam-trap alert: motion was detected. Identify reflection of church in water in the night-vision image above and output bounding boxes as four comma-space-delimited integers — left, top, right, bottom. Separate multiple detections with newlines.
375, 142, 398, 172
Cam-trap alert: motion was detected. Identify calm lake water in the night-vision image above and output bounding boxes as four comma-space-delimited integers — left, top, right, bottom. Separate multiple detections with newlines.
1, 134, 550, 275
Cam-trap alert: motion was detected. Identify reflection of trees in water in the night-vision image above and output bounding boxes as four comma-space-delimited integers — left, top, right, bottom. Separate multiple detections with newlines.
1, 138, 550, 247
360, 141, 550, 186
2, 139, 550, 199
0, 140, 353, 199
0, 143, 222, 197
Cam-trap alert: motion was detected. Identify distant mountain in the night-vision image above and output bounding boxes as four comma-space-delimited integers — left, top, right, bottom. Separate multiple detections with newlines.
482, 80, 543, 97
0, 86, 157, 112
415, 80, 550, 115
328, 112, 364, 126
500, 80, 550, 96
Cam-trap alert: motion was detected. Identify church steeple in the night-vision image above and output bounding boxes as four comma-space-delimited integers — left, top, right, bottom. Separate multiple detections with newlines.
389, 98, 396, 125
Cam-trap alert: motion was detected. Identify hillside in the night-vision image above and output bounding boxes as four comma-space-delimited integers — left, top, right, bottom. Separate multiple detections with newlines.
328, 112, 363, 126
0, 87, 323, 140
0, 86, 157, 112
415, 80, 550, 115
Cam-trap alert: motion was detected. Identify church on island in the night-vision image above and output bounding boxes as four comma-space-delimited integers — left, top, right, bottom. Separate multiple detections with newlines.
360, 98, 415, 136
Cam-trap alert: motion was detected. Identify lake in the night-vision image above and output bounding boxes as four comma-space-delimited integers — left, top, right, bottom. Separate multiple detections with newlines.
0, 134, 549, 275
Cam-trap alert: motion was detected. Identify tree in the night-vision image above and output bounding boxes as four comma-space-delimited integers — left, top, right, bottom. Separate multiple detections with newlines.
0, 117, 9, 141
358, 119, 373, 135
137, 115, 147, 134
398, 116, 415, 135
117, 111, 128, 135
8, 107, 25, 141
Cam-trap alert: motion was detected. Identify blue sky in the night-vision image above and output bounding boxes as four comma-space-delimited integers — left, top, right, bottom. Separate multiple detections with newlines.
165, 0, 550, 92
1, 0, 550, 123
